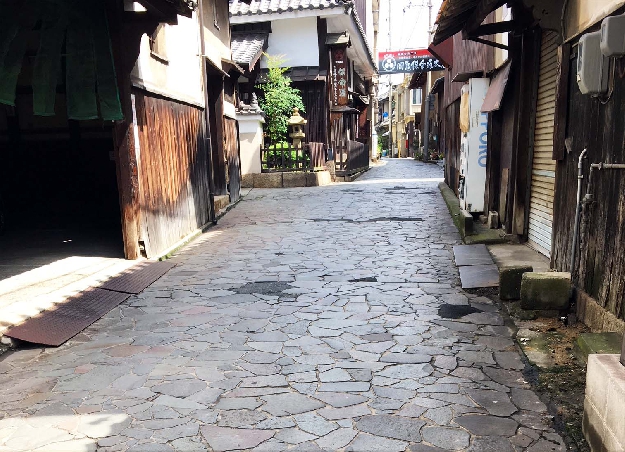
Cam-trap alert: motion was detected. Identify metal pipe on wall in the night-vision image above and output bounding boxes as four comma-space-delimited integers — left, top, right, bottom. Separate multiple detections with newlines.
423, 94, 431, 163
569, 149, 587, 276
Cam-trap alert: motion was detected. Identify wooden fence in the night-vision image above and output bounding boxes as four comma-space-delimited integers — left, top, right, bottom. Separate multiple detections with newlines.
261, 142, 326, 172
335, 140, 369, 176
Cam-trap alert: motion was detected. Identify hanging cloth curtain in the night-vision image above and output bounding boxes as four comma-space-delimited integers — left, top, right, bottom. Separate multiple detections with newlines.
0, 0, 123, 121
0, 0, 39, 106
32, 2, 67, 116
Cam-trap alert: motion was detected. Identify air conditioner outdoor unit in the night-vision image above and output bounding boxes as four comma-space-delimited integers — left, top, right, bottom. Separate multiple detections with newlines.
601, 13, 625, 57
577, 31, 609, 95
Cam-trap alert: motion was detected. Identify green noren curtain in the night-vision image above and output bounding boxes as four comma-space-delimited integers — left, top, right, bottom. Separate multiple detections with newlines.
0, 0, 123, 121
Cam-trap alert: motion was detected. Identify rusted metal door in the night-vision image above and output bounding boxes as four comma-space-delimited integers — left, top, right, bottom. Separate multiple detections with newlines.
224, 118, 241, 203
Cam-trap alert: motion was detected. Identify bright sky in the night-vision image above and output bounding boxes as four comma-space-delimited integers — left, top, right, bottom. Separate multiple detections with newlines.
377, 0, 444, 87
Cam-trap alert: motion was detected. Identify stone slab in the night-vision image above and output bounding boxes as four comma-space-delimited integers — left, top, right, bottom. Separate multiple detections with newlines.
499, 265, 533, 301
459, 265, 499, 289
253, 173, 283, 188
521, 272, 571, 310
453, 244, 493, 267
283, 172, 307, 188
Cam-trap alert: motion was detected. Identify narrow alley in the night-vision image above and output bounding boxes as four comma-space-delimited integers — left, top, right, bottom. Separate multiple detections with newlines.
0, 160, 565, 452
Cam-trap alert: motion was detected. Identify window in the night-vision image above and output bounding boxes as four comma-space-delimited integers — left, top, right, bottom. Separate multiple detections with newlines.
149, 24, 168, 63
412, 88, 422, 105
231, 22, 272, 33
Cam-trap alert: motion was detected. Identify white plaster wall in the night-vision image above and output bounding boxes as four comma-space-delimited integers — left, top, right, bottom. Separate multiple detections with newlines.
239, 115, 265, 175
261, 17, 319, 68
132, 13, 204, 106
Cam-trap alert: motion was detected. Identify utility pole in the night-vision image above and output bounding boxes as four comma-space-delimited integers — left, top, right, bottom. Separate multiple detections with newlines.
388, 0, 394, 158
422, 0, 433, 162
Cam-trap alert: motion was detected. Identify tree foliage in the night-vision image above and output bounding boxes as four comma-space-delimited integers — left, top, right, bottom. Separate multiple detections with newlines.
257, 54, 305, 144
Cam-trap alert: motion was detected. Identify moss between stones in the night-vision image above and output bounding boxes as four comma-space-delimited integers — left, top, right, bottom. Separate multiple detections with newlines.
573, 332, 623, 364
438, 182, 507, 245
520, 272, 571, 310
500, 265, 533, 301
438, 182, 468, 239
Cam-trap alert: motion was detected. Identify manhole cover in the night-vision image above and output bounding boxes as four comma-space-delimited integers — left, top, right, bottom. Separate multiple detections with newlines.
364, 217, 423, 222
349, 276, 378, 282
438, 304, 481, 319
234, 281, 292, 295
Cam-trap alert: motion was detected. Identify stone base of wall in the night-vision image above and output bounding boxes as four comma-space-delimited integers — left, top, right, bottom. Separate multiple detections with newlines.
583, 354, 625, 452
577, 290, 625, 334
213, 195, 230, 215
241, 171, 333, 188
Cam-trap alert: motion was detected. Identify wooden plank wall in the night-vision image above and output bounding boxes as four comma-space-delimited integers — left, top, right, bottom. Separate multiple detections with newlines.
443, 99, 461, 195
442, 21, 495, 108
132, 90, 210, 258
552, 49, 625, 321
293, 81, 328, 146
224, 117, 241, 203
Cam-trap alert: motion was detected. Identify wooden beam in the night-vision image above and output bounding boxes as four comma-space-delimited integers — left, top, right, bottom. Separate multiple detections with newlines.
465, 20, 520, 38
469, 37, 509, 51
465, 0, 507, 33
108, 1, 145, 260
137, 0, 189, 20
552, 43, 570, 161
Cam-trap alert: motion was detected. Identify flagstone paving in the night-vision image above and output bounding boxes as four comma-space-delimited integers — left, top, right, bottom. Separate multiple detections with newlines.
0, 160, 566, 451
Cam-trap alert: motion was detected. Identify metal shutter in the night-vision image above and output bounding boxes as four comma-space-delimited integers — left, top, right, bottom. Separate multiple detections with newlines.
528, 31, 559, 257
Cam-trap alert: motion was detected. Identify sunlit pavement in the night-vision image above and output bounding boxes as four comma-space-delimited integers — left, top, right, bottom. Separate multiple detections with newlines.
0, 159, 564, 451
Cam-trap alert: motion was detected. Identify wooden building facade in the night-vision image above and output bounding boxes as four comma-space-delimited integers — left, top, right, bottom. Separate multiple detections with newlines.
432, 0, 625, 328
229, 0, 377, 175
0, 0, 249, 262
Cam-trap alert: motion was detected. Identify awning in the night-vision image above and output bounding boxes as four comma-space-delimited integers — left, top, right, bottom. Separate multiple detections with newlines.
431, 76, 445, 94
230, 32, 268, 70
326, 32, 351, 46
452, 71, 484, 82
429, 37, 454, 68
222, 58, 245, 75
432, 0, 506, 45
481, 60, 511, 112
331, 106, 360, 113
432, 0, 480, 45
408, 72, 427, 90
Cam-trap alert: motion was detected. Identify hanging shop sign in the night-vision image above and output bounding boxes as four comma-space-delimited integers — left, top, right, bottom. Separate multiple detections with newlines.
378, 49, 445, 75
331, 46, 349, 106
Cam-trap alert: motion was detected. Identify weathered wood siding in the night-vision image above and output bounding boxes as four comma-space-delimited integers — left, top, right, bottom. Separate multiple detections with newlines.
442, 22, 495, 108
293, 81, 328, 146
224, 117, 241, 203
552, 47, 625, 321
132, 91, 211, 258
443, 99, 461, 194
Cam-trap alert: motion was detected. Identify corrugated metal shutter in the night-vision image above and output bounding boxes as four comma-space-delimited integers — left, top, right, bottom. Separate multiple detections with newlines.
528, 31, 558, 257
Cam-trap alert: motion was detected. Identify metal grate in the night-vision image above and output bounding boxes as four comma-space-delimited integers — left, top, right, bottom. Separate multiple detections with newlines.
4, 289, 130, 346
99, 261, 176, 294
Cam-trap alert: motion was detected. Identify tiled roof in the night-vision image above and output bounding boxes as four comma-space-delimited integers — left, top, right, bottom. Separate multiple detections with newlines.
231, 32, 268, 67
229, 0, 344, 17
229, 0, 376, 72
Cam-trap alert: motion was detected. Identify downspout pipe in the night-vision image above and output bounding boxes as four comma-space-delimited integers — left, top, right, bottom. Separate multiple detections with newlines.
198, 0, 217, 224
569, 148, 587, 276
423, 94, 431, 163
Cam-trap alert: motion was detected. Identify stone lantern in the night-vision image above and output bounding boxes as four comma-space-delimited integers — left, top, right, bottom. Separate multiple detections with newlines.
287, 108, 307, 148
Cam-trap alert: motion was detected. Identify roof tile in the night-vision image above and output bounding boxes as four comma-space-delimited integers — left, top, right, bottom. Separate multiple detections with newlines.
230, 0, 344, 16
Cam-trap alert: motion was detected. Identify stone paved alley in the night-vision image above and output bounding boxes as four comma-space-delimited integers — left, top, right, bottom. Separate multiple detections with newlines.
0, 160, 566, 452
